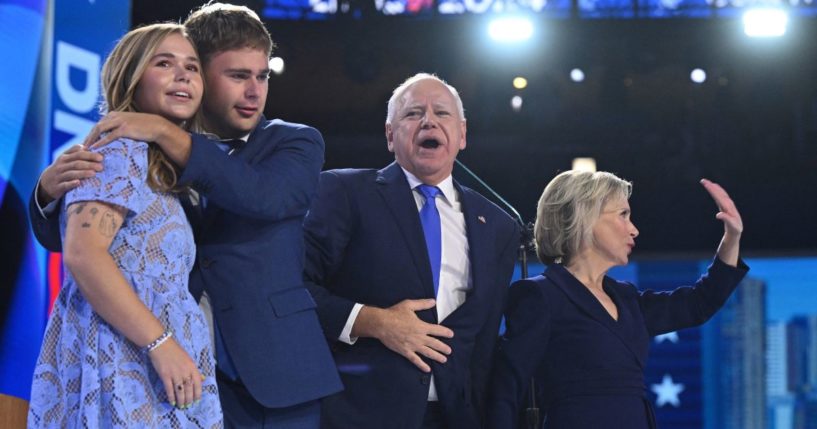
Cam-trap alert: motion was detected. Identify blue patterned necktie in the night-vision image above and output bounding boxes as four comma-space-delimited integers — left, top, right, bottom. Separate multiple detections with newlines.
217, 138, 244, 153
200, 139, 244, 211
417, 185, 442, 296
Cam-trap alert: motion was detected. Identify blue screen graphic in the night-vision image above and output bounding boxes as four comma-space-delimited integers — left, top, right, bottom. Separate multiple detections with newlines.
264, 0, 817, 19
0, 0, 129, 402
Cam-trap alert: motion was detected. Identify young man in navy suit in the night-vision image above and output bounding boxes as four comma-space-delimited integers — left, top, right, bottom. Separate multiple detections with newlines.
29, 3, 341, 428
304, 73, 520, 429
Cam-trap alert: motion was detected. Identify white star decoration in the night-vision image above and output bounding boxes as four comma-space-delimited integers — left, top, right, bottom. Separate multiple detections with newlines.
654, 331, 679, 344
652, 374, 685, 407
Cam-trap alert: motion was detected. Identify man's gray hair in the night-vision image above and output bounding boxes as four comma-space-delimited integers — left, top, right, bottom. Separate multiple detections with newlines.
386, 73, 465, 124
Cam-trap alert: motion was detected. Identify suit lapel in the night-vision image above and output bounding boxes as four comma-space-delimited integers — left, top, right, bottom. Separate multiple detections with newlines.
458, 184, 490, 298
546, 264, 646, 367
198, 127, 261, 231
375, 162, 435, 299
431, 184, 496, 327
181, 189, 205, 232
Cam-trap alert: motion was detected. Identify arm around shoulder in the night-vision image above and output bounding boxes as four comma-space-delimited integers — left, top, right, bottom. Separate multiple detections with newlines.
180, 123, 325, 220
28, 186, 63, 252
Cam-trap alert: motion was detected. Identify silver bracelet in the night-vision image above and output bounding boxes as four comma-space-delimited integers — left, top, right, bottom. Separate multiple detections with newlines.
146, 330, 173, 353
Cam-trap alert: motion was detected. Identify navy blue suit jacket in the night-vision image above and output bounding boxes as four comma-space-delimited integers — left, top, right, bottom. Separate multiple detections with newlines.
303, 162, 520, 429
28, 117, 342, 408
488, 258, 749, 429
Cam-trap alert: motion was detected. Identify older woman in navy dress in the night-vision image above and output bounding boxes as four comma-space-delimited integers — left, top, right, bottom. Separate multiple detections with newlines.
488, 171, 748, 429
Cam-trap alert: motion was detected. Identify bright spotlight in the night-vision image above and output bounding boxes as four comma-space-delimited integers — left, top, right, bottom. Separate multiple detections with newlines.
488, 17, 533, 42
743, 9, 788, 38
570, 68, 585, 83
572, 157, 597, 172
513, 77, 528, 89
510, 95, 523, 112
690, 68, 706, 84
269, 57, 285, 75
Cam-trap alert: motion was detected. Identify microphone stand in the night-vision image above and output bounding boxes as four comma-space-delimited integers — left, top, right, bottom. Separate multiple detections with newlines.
454, 160, 540, 429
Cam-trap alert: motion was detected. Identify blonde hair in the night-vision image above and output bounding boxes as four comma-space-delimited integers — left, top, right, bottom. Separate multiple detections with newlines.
101, 22, 200, 193
386, 73, 465, 125
534, 170, 632, 265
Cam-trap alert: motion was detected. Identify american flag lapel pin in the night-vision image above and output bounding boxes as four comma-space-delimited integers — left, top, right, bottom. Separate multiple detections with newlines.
478, 215, 486, 224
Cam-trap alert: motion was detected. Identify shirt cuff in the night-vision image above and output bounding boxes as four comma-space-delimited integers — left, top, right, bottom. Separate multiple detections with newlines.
35, 179, 59, 218
339, 303, 364, 345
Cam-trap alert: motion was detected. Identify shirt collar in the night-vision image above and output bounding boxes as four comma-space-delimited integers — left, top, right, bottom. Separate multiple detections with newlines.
401, 167, 457, 206
201, 132, 250, 143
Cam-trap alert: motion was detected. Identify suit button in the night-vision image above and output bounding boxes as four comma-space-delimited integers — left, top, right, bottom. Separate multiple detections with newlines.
420, 375, 431, 385
201, 257, 214, 268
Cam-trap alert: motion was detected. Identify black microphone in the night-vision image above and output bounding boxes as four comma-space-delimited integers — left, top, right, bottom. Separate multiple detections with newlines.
454, 159, 535, 258
453, 159, 540, 429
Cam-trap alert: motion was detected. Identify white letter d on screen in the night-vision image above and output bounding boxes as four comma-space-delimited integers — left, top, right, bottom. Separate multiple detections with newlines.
55, 41, 99, 113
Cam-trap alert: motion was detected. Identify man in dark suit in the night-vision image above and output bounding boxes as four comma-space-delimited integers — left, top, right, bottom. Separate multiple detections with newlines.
28, 4, 341, 428
304, 73, 520, 429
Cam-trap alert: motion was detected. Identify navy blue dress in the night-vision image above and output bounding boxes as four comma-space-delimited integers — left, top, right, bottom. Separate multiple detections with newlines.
488, 258, 748, 429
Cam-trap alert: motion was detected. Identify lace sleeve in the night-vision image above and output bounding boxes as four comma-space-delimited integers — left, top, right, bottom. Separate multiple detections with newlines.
65, 139, 149, 216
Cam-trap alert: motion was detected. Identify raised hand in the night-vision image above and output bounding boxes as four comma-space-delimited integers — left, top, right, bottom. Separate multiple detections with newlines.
700, 178, 742, 237
700, 178, 742, 266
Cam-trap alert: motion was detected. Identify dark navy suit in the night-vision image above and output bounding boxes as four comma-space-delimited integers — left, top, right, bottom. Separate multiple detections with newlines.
488, 258, 748, 429
29, 117, 342, 426
303, 162, 520, 429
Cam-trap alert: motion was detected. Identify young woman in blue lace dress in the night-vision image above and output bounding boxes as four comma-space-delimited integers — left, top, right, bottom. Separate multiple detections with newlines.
28, 23, 222, 428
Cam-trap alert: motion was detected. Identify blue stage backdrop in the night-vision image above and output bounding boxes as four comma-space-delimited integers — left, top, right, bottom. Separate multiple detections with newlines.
0, 0, 129, 401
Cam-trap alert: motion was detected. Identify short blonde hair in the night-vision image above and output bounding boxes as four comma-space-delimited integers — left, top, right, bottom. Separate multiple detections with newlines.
101, 23, 199, 193
385, 73, 465, 125
534, 170, 632, 265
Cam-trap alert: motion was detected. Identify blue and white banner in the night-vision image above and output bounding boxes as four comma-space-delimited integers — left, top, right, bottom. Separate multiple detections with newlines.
0, 0, 128, 402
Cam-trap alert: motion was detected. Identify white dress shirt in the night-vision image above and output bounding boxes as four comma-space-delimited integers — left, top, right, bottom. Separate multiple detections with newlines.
339, 168, 472, 401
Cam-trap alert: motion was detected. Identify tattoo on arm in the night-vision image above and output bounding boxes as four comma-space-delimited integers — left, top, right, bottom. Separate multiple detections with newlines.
68, 203, 87, 219
98, 211, 119, 237
82, 208, 98, 227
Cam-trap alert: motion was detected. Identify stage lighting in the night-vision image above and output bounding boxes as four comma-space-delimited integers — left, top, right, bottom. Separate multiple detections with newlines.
743, 9, 788, 37
572, 157, 597, 172
510, 95, 523, 112
488, 17, 533, 42
690, 68, 706, 84
570, 68, 585, 83
269, 56, 285, 75
513, 77, 528, 89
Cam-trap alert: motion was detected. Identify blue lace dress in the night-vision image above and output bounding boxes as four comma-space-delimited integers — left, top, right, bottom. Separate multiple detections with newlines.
28, 139, 222, 428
